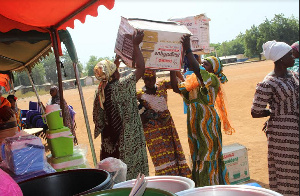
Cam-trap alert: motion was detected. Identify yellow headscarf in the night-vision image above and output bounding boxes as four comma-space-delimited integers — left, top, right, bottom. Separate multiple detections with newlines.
94, 60, 116, 110
143, 69, 156, 78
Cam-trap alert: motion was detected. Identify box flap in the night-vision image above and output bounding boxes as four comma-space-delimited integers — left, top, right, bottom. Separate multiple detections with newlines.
127, 18, 192, 34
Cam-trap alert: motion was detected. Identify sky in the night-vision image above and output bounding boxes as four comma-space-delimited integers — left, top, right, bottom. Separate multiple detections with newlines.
67, 0, 299, 66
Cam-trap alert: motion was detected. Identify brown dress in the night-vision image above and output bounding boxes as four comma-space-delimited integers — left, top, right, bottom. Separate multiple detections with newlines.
137, 80, 191, 178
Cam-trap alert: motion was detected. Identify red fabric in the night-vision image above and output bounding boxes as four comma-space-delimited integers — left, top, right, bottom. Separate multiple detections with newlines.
0, 74, 11, 92
0, 0, 114, 56
0, 0, 115, 32
0, 97, 11, 108
0, 15, 47, 33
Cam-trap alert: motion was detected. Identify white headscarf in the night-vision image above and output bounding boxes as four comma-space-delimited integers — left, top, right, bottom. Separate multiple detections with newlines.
263, 40, 292, 62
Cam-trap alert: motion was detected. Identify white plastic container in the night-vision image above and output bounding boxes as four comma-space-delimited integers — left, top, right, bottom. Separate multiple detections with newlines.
45, 104, 60, 114
175, 185, 283, 196
113, 176, 195, 194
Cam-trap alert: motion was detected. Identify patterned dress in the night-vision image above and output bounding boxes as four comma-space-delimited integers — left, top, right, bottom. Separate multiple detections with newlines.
251, 71, 299, 195
93, 73, 149, 180
179, 69, 230, 187
137, 80, 191, 178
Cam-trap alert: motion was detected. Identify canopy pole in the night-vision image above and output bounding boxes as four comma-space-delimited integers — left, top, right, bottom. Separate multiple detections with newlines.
25, 68, 45, 114
49, 28, 65, 123
73, 62, 97, 167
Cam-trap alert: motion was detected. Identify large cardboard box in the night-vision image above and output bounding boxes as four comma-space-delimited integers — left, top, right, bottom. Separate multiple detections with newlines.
222, 143, 250, 184
169, 14, 211, 55
114, 17, 191, 70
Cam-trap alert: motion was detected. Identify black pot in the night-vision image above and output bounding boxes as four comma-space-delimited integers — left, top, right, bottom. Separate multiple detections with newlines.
18, 169, 113, 196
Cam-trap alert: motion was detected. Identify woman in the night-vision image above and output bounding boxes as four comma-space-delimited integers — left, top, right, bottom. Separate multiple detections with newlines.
0, 94, 18, 160
288, 41, 299, 72
93, 30, 149, 180
170, 35, 234, 187
251, 40, 299, 195
137, 69, 191, 178
7, 95, 22, 131
47, 86, 78, 144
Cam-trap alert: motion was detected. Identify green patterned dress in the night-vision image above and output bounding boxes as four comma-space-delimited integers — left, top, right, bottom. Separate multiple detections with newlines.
93, 73, 149, 180
179, 69, 230, 187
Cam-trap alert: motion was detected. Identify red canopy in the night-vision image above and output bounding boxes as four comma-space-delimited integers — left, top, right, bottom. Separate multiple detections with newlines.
0, 0, 114, 32
0, 0, 115, 166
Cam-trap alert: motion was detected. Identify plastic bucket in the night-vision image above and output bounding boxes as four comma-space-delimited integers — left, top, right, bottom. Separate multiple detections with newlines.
48, 148, 86, 172
18, 169, 113, 196
175, 185, 283, 196
45, 110, 64, 130
113, 176, 195, 194
82, 187, 177, 196
46, 104, 60, 114
46, 127, 73, 158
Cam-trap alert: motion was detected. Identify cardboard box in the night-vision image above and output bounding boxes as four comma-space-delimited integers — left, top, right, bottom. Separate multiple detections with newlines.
222, 143, 250, 184
169, 14, 211, 55
114, 17, 191, 70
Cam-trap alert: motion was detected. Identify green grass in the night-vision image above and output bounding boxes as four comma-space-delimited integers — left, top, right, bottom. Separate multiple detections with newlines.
15, 89, 49, 99
246, 57, 260, 61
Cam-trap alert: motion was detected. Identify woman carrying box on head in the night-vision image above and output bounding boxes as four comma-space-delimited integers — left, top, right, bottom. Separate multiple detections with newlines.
170, 35, 234, 187
137, 69, 191, 178
93, 30, 149, 180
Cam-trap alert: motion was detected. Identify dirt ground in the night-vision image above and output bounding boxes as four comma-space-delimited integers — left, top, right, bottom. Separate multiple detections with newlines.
17, 60, 274, 188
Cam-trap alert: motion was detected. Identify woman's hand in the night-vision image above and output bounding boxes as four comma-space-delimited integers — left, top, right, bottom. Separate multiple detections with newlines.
133, 30, 145, 81
133, 30, 144, 46
181, 35, 191, 53
114, 54, 121, 67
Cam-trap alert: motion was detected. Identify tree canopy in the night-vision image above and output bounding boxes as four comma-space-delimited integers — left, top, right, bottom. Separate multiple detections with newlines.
208, 14, 299, 59
13, 50, 84, 86
85, 55, 114, 76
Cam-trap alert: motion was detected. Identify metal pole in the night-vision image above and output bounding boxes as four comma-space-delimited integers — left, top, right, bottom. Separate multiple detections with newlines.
25, 68, 45, 114
49, 28, 65, 123
73, 62, 97, 167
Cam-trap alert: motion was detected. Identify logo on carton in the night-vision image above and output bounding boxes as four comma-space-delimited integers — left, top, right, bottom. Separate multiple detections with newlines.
223, 152, 234, 159
223, 153, 238, 165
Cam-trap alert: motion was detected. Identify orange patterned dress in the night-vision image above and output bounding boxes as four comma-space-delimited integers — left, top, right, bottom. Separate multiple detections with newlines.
137, 80, 191, 178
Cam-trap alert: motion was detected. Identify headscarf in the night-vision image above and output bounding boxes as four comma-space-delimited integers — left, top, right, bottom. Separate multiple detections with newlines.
262, 40, 292, 62
204, 56, 228, 84
7, 95, 17, 101
94, 60, 116, 110
143, 69, 156, 78
203, 56, 234, 134
291, 41, 299, 53
50, 86, 60, 105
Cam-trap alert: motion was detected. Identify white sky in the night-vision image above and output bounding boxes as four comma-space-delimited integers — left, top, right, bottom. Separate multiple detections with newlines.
67, 0, 299, 65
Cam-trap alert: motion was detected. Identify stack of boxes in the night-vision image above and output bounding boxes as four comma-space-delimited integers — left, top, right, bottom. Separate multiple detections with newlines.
45, 104, 86, 171
3, 135, 45, 175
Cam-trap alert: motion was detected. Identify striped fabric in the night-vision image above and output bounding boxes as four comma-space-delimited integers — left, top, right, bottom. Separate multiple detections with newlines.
251, 71, 299, 195
137, 80, 191, 178
180, 69, 230, 187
